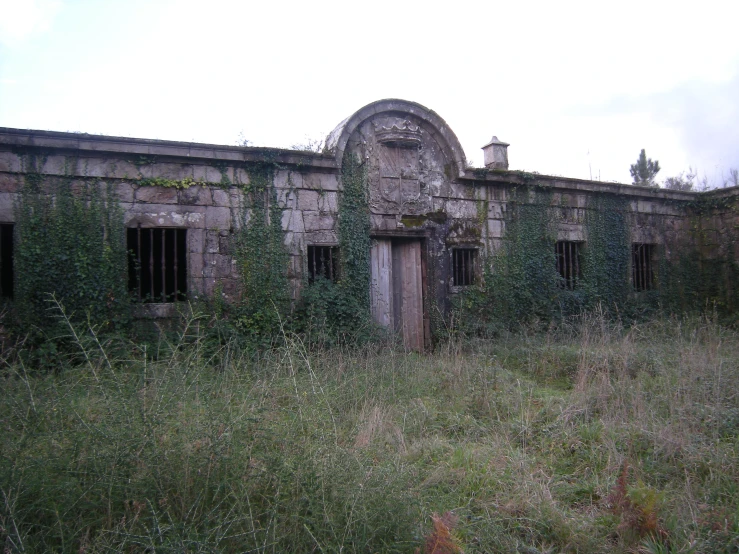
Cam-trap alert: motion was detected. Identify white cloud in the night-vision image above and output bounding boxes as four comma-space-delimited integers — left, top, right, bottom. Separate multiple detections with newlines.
0, 0, 62, 47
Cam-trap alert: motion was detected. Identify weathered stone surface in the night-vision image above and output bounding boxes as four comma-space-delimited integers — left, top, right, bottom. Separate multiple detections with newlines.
304, 230, 337, 245
0, 194, 14, 221
180, 185, 207, 205
205, 230, 220, 254
189, 251, 205, 277
282, 209, 305, 233
135, 186, 179, 204
0, 152, 21, 173
446, 199, 478, 219
298, 190, 320, 211
487, 219, 503, 237
303, 172, 339, 191
115, 182, 136, 202
0, 173, 20, 193
318, 191, 338, 213
124, 208, 206, 228
192, 165, 226, 184
188, 228, 204, 253
205, 206, 231, 229
303, 211, 335, 231
219, 233, 233, 255
274, 170, 300, 189
211, 188, 230, 207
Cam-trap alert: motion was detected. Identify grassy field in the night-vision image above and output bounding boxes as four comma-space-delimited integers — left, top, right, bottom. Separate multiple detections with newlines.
2, 312, 739, 553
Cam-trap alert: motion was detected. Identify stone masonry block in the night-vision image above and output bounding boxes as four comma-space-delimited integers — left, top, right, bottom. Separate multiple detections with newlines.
188, 228, 204, 253
0, 151, 21, 173
487, 219, 503, 238
205, 206, 231, 230
135, 187, 178, 204
446, 199, 478, 219
298, 190, 320, 211
274, 170, 299, 189
318, 191, 338, 213
115, 182, 136, 202
303, 211, 335, 231
180, 186, 207, 205
303, 172, 339, 191
0, 173, 20, 193
153, 163, 193, 181
205, 230, 220, 254
192, 165, 226, 184
0, 195, 14, 221
282, 209, 305, 233
212, 188, 230, 207
124, 209, 205, 229
189, 252, 205, 277
305, 230, 337, 245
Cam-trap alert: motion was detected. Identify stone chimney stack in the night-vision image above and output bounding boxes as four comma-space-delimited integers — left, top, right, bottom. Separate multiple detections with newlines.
482, 136, 509, 170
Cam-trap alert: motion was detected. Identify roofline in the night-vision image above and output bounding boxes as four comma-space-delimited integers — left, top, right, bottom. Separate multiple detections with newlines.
459, 168, 739, 201
0, 126, 338, 171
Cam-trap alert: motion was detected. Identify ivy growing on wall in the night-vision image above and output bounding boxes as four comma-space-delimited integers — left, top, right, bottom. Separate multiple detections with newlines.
455, 186, 635, 334
230, 163, 290, 347
14, 155, 130, 343
580, 195, 630, 312
294, 152, 374, 344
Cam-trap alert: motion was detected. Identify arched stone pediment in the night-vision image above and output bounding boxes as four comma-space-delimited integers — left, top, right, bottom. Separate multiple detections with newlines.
327, 99, 468, 217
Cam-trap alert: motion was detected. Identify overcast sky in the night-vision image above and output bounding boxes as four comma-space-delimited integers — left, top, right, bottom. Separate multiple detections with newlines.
1, 0, 738, 186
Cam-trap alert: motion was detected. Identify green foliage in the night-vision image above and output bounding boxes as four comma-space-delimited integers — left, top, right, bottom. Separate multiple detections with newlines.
292, 152, 376, 345
137, 176, 208, 189
337, 152, 372, 319
485, 188, 560, 326
580, 195, 630, 313
630, 149, 661, 187
13, 160, 129, 345
230, 164, 290, 348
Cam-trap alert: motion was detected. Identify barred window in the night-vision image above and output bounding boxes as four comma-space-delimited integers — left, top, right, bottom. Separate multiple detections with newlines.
555, 241, 582, 290
127, 228, 187, 302
632, 243, 656, 291
0, 224, 13, 298
452, 248, 477, 287
307, 245, 339, 283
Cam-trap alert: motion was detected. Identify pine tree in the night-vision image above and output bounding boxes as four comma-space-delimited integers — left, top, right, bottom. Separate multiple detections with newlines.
630, 149, 660, 187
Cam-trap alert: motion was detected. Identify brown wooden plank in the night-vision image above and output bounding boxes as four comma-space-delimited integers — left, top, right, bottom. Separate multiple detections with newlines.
370, 240, 393, 328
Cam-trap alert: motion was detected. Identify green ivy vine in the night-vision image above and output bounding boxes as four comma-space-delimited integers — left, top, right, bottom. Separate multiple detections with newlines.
14, 154, 130, 347
229, 163, 290, 348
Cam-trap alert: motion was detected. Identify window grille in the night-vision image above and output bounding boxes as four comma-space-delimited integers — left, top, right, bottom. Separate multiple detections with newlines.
632, 243, 656, 291
127, 228, 187, 302
452, 248, 477, 287
307, 245, 339, 283
0, 224, 13, 298
555, 241, 582, 290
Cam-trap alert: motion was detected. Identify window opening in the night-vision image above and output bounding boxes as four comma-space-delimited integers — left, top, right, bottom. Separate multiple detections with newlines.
307, 245, 339, 283
632, 243, 656, 291
127, 228, 187, 302
452, 248, 477, 287
555, 241, 582, 290
0, 224, 13, 298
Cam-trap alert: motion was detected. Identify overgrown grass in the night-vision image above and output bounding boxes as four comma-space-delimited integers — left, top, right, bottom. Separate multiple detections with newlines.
2, 310, 738, 552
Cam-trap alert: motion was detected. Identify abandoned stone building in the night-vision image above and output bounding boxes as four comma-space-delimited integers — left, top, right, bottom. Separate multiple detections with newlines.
0, 99, 737, 350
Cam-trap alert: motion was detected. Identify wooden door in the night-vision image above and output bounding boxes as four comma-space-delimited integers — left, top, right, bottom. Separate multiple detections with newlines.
370, 239, 424, 351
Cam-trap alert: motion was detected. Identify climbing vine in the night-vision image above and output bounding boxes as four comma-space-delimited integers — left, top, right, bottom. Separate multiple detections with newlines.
294, 151, 374, 344
14, 154, 130, 344
337, 152, 372, 317
580, 195, 630, 313
230, 163, 290, 347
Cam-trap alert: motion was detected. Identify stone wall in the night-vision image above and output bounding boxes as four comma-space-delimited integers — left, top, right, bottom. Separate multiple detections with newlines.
0, 98, 736, 332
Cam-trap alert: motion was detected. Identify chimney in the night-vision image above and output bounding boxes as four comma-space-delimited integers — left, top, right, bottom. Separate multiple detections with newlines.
482, 136, 509, 170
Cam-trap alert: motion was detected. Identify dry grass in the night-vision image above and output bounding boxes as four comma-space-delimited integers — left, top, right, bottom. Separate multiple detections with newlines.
1, 311, 738, 552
